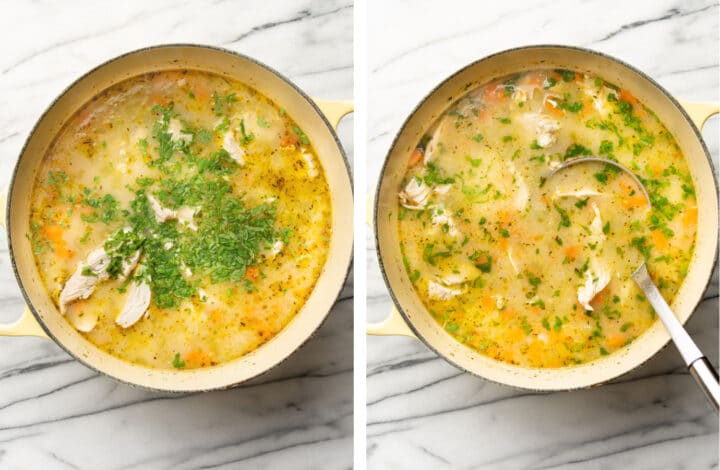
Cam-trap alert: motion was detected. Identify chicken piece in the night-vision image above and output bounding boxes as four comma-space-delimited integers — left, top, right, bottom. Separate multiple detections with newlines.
431, 206, 458, 237
223, 131, 245, 165
535, 115, 560, 148
147, 194, 198, 231
578, 268, 610, 311
589, 202, 605, 241
507, 247, 520, 274
423, 125, 443, 165
302, 149, 319, 178
168, 119, 193, 143
508, 162, 528, 210
554, 188, 602, 198
115, 277, 152, 328
399, 177, 432, 210
59, 247, 111, 314
59, 242, 141, 315
428, 281, 461, 300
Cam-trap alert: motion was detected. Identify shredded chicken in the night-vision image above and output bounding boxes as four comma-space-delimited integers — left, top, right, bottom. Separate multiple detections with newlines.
555, 188, 602, 198
508, 162, 528, 210
115, 277, 152, 328
578, 268, 610, 311
535, 115, 560, 148
428, 281, 461, 300
399, 177, 431, 210
423, 125, 443, 165
59, 240, 139, 314
223, 131, 245, 165
302, 150, 318, 178
431, 207, 458, 236
147, 194, 198, 231
168, 119, 193, 143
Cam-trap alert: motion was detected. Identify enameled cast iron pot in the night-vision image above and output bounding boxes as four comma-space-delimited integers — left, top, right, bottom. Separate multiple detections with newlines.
0, 45, 353, 392
370, 45, 718, 391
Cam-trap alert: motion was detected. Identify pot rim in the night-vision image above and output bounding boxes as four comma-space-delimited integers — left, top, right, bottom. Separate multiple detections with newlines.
6, 43, 353, 392
374, 44, 718, 391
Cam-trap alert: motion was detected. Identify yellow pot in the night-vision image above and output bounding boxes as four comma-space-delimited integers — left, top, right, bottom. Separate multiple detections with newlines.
371, 45, 718, 391
0, 45, 353, 392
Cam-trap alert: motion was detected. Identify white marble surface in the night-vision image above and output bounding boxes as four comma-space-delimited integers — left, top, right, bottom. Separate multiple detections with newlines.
0, 1, 353, 469
367, 0, 719, 468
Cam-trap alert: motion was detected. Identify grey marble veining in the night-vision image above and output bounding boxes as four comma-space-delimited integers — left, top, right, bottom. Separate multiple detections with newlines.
367, 0, 718, 468
0, 1, 353, 469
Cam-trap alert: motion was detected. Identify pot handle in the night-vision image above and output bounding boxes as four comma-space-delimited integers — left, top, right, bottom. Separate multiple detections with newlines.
365, 191, 416, 338
313, 99, 353, 130
677, 100, 719, 129
0, 187, 47, 338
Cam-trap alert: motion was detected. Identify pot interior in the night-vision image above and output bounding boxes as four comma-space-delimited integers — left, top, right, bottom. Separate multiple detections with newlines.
375, 46, 717, 390
8, 45, 353, 391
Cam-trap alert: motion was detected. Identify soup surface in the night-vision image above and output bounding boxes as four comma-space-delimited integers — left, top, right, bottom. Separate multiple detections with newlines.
397, 69, 697, 368
30, 70, 331, 369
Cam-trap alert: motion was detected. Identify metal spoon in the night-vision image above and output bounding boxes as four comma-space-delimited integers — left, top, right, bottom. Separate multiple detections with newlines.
549, 157, 719, 411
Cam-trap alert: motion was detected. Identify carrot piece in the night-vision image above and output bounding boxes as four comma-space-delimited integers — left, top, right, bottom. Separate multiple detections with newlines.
564, 245, 580, 261
543, 96, 564, 117
651, 230, 668, 250
44, 224, 73, 259
477, 108, 491, 122
480, 295, 495, 310
622, 194, 648, 209
606, 336, 627, 348
590, 287, 609, 310
520, 71, 543, 87
618, 89, 637, 106
482, 83, 507, 104
408, 148, 424, 167
245, 266, 259, 280
498, 237, 509, 250
683, 207, 698, 227
281, 133, 298, 147
185, 349, 212, 366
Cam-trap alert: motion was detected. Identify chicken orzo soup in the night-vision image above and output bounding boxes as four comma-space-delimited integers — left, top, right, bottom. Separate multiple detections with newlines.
397, 69, 697, 368
30, 70, 331, 369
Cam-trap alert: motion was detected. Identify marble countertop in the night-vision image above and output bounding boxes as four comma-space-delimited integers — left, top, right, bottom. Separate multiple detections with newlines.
0, 1, 353, 469
366, 0, 719, 468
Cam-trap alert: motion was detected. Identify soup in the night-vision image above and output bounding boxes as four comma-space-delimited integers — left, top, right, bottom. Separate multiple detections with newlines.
29, 70, 332, 369
397, 69, 697, 368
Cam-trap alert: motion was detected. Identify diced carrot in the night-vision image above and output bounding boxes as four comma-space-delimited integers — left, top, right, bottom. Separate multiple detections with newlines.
150, 93, 168, 106
619, 89, 638, 106
683, 207, 698, 227
651, 229, 668, 250
281, 133, 298, 147
208, 310, 222, 324
44, 224, 63, 243
544, 96, 564, 118
500, 309, 515, 322
574, 72, 584, 83
520, 71, 543, 87
478, 108, 491, 121
408, 148, 424, 167
245, 266, 259, 280
496, 210, 511, 224
185, 349, 212, 366
44, 224, 73, 259
580, 99, 594, 117
482, 83, 507, 104
589, 287, 609, 310
480, 295, 495, 310
499, 237, 509, 250
607, 336, 627, 348
622, 194, 648, 209
564, 245, 580, 261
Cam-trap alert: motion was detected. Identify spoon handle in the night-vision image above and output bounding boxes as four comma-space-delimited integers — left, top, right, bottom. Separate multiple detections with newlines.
632, 264, 719, 411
